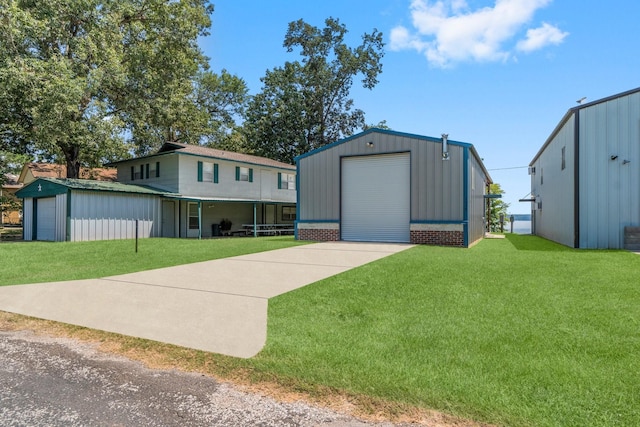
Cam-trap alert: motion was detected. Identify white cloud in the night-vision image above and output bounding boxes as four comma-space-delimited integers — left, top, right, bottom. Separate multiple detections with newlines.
516, 22, 569, 52
389, 0, 568, 67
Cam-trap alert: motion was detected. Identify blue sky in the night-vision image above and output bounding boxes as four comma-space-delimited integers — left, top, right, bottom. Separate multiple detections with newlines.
202, 0, 640, 214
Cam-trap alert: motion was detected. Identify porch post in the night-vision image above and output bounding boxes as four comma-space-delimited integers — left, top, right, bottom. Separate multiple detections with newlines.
198, 200, 202, 240
253, 203, 257, 237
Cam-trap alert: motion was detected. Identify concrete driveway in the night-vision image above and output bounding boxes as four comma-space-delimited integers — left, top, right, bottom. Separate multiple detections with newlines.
0, 242, 413, 358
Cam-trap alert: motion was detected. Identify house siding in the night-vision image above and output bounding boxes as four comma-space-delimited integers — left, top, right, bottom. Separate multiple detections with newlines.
116, 154, 179, 193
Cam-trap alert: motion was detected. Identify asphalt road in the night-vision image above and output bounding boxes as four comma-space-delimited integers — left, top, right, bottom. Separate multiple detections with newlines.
0, 330, 413, 427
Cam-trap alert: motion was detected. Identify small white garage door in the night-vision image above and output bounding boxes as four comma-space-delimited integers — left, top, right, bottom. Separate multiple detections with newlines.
341, 153, 410, 243
36, 197, 56, 241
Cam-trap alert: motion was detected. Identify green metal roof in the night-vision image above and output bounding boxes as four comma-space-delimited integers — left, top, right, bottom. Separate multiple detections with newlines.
16, 178, 174, 199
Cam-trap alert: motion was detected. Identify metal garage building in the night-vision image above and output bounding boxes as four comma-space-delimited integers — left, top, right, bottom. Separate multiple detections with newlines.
295, 129, 492, 247
528, 87, 640, 249
17, 178, 166, 242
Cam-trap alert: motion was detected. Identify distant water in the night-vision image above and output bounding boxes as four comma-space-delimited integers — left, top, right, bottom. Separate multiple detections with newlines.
507, 214, 531, 234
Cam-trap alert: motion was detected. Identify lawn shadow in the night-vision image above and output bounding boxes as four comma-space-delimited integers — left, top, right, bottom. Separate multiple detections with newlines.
505, 234, 572, 251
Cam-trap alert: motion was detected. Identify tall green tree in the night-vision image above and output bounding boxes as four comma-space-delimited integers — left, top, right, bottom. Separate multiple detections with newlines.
488, 182, 510, 232
243, 17, 384, 164
0, 0, 213, 177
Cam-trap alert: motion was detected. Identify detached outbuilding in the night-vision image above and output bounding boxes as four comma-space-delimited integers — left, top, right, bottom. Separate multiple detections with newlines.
528, 87, 640, 249
16, 178, 167, 242
295, 129, 492, 247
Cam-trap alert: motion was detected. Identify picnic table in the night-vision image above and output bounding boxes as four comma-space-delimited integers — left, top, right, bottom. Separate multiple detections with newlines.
241, 224, 295, 236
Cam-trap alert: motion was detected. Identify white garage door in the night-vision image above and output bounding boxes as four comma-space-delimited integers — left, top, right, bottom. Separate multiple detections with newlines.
36, 197, 56, 241
341, 153, 410, 243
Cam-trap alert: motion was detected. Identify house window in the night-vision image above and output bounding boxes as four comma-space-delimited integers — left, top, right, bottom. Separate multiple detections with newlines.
203, 162, 214, 182
197, 161, 218, 183
279, 173, 296, 190
133, 165, 142, 180
188, 202, 199, 229
282, 206, 296, 221
236, 166, 252, 182
561, 146, 566, 170
149, 162, 158, 178
541, 168, 544, 185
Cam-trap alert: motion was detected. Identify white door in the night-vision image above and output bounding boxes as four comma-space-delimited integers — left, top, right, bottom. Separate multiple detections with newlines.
36, 197, 56, 241
341, 153, 410, 243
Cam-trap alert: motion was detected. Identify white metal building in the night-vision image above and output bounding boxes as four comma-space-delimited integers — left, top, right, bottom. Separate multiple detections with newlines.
528, 87, 640, 249
17, 178, 166, 242
296, 129, 492, 247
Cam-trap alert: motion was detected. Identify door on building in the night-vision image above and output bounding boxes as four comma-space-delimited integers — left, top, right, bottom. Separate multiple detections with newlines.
162, 201, 175, 237
341, 153, 410, 243
36, 197, 56, 241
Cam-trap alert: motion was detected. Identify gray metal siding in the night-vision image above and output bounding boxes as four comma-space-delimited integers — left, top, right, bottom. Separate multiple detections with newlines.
532, 115, 576, 247
298, 132, 465, 222
579, 92, 640, 248
55, 193, 67, 242
69, 190, 161, 241
23, 198, 33, 240
467, 153, 488, 245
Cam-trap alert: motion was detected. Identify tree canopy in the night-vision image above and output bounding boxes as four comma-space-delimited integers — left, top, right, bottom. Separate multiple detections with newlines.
243, 17, 384, 164
0, 0, 215, 177
488, 183, 510, 232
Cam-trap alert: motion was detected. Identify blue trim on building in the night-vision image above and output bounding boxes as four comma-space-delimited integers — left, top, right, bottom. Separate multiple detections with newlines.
296, 219, 340, 223
295, 158, 300, 239
66, 189, 72, 242
463, 147, 469, 247
295, 128, 473, 162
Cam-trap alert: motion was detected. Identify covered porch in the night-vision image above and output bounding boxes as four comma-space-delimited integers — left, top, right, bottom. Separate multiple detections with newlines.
160, 196, 296, 239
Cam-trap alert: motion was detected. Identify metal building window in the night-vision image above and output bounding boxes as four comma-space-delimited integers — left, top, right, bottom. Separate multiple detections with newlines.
561, 146, 566, 170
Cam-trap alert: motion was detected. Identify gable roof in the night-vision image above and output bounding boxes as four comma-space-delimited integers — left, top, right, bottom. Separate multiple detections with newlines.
530, 86, 640, 166
16, 177, 171, 199
109, 142, 296, 171
18, 163, 117, 183
295, 128, 492, 182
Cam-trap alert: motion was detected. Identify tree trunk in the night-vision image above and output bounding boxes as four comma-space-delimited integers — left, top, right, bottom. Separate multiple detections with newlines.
63, 146, 81, 179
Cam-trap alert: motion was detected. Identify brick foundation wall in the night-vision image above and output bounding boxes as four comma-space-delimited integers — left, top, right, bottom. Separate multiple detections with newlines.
298, 228, 340, 242
410, 230, 464, 247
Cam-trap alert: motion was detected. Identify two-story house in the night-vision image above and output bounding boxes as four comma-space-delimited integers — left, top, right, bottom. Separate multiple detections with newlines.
16, 142, 296, 241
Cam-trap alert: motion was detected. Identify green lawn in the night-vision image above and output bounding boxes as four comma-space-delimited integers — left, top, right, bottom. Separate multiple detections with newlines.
253, 235, 640, 427
0, 236, 307, 286
2, 235, 639, 426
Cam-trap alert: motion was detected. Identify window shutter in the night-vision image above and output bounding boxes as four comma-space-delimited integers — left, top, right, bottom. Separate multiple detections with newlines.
145, 163, 149, 179
131, 166, 134, 181
156, 162, 160, 177
249, 168, 253, 182
278, 172, 282, 189
235, 166, 240, 181
197, 161, 203, 182
214, 164, 219, 183
140, 165, 144, 180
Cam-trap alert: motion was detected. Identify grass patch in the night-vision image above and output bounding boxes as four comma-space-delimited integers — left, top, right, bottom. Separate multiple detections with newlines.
2, 235, 639, 426
252, 235, 640, 427
0, 236, 306, 286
